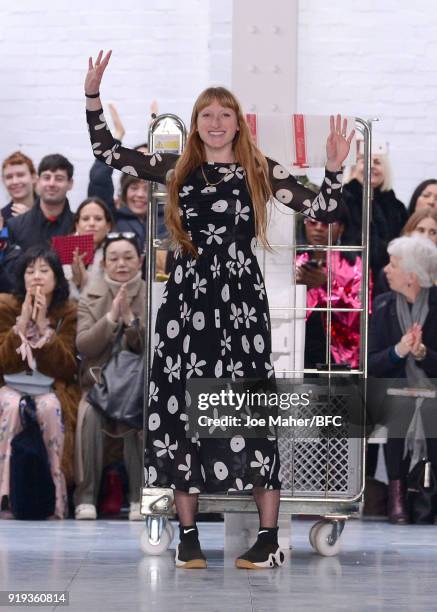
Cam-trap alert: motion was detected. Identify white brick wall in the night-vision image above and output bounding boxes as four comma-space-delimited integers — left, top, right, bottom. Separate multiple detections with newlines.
0, 0, 212, 208
2, 1, 436, 210
298, 0, 437, 205
208, 0, 232, 88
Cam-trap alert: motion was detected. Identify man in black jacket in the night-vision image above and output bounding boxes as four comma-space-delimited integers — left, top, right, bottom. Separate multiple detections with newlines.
7, 154, 75, 251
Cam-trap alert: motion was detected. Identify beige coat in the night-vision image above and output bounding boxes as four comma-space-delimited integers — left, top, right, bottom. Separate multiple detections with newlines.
76, 274, 146, 390
75, 275, 146, 482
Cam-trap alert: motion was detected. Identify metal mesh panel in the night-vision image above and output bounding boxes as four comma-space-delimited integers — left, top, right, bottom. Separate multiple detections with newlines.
278, 388, 362, 498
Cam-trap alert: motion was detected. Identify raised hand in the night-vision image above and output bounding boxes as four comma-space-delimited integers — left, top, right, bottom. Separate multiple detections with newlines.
326, 115, 355, 172
108, 103, 125, 141
85, 49, 112, 96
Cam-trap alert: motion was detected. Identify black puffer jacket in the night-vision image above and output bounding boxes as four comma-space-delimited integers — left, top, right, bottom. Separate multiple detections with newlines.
341, 179, 408, 279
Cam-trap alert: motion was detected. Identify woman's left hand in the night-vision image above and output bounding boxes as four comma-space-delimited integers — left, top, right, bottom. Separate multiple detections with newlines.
326, 114, 355, 172
410, 323, 423, 358
71, 248, 88, 290
117, 284, 135, 326
33, 287, 49, 334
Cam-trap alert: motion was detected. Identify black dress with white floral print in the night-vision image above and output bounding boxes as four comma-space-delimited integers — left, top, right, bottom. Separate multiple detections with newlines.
87, 109, 345, 493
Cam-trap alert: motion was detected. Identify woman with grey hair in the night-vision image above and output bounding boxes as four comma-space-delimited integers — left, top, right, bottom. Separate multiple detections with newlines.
368, 234, 437, 523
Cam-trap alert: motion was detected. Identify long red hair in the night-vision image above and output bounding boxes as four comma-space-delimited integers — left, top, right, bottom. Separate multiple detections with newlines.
165, 87, 272, 256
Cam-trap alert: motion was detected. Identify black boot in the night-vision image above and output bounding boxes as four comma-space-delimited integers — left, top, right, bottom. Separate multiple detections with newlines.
388, 479, 409, 524
175, 525, 207, 569
236, 527, 284, 569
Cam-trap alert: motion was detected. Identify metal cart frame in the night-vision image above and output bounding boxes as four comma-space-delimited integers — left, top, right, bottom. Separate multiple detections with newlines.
140, 115, 373, 557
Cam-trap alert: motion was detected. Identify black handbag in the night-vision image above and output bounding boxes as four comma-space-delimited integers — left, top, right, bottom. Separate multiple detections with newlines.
407, 459, 437, 524
86, 324, 144, 429
10, 395, 56, 520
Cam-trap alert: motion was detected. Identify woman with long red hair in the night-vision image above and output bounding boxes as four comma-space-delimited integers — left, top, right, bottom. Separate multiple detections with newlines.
84, 50, 354, 570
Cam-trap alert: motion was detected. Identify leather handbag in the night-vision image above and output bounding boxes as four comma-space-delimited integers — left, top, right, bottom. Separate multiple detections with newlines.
86, 324, 144, 429
407, 459, 437, 524
10, 395, 56, 520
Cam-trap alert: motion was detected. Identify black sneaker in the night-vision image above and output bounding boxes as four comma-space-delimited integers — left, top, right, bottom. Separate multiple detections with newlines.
175, 526, 207, 569
236, 529, 285, 569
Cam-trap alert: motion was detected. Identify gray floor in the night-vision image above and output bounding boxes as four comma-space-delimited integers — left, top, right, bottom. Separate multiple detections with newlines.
0, 518, 436, 612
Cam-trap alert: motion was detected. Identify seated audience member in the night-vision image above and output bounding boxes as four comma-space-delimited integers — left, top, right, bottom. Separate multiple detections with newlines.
74, 234, 145, 521
7, 154, 75, 251
0, 246, 79, 519
295, 206, 367, 370
0, 229, 21, 294
1, 151, 37, 227
116, 174, 168, 274
374, 208, 437, 297
64, 197, 114, 300
407, 179, 437, 216
342, 144, 407, 280
368, 235, 437, 524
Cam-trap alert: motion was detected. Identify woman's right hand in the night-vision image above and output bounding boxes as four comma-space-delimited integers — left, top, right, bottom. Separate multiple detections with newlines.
108, 291, 121, 323
396, 329, 415, 358
85, 50, 112, 96
108, 284, 128, 324
17, 291, 33, 334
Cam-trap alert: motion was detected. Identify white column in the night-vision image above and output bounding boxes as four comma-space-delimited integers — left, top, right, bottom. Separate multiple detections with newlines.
231, 0, 298, 114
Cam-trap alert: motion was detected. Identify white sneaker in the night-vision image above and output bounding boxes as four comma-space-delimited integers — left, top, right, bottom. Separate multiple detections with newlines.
75, 504, 97, 520
128, 502, 143, 521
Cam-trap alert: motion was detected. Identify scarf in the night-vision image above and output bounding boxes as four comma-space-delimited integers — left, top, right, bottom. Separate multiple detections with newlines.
396, 288, 434, 471
103, 271, 142, 300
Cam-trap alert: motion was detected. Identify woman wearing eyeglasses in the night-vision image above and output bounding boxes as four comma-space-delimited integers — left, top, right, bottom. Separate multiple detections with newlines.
84, 50, 354, 569
74, 232, 145, 521
295, 206, 367, 370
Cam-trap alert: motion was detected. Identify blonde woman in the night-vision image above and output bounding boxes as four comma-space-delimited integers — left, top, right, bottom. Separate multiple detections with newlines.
84, 50, 354, 570
343, 146, 407, 280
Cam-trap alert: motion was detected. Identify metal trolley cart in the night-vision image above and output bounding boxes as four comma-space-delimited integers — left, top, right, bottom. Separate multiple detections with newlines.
139, 114, 372, 557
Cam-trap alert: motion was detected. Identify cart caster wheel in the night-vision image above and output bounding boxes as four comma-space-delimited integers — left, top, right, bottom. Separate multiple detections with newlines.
309, 520, 325, 550
312, 522, 342, 557
165, 521, 175, 543
140, 519, 172, 556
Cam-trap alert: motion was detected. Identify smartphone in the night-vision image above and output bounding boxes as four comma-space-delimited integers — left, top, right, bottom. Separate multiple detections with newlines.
304, 259, 319, 269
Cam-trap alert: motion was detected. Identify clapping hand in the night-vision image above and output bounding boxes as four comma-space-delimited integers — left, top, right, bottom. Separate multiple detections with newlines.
409, 323, 424, 359
33, 286, 49, 334
396, 323, 422, 358
109, 284, 134, 325
17, 290, 33, 335
85, 50, 112, 97
326, 115, 355, 172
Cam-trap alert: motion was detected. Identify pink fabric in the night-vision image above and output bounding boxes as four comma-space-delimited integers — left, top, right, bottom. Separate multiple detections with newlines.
0, 385, 67, 519
296, 251, 370, 368
13, 317, 53, 370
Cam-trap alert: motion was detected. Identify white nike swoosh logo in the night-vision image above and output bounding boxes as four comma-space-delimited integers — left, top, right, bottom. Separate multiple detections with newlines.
258, 530, 269, 535
183, 528, 196, 534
